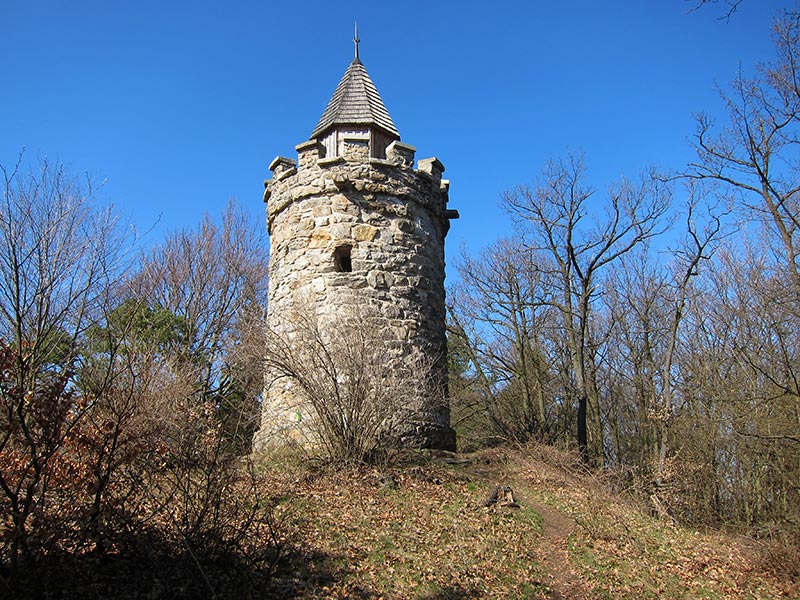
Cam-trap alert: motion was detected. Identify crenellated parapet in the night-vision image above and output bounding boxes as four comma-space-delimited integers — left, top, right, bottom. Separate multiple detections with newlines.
264, 141, 455, 236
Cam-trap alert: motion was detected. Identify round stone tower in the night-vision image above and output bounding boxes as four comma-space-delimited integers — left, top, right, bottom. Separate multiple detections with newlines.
256, 41, 458, 451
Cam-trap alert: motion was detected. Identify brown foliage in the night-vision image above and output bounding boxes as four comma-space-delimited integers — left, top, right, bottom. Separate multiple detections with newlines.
0, 338, 284, 597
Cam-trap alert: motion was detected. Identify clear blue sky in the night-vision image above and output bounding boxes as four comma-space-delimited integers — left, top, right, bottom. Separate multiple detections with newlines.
1, 0, 791, 273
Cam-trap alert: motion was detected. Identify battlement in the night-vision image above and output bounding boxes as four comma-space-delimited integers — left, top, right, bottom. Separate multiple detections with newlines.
268, 139, 421, 174
263, 139, 455, 234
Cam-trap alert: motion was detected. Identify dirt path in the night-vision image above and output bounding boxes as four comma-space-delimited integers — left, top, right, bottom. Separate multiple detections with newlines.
451, 453, 593, 599
524, 497, 589, 599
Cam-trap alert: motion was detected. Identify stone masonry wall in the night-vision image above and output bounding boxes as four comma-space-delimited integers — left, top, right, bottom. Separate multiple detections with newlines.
254, 139, 456, 451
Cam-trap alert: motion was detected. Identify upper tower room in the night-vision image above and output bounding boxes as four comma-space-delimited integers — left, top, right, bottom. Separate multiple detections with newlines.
309, 25, 401, 160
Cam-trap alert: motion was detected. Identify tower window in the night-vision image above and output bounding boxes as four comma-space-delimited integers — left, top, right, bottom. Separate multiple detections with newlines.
334, 245, 352, 272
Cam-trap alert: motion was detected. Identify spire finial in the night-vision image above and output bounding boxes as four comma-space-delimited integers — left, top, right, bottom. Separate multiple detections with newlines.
353, 21, 361, 63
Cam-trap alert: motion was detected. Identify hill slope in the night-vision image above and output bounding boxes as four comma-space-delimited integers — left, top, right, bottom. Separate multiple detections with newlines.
263, 445, 797, 599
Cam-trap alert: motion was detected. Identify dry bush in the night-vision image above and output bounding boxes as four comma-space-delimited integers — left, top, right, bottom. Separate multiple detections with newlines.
0, 157, 280, 597
263, 305, 443, 464
0, 351, 285, 597
754, 527, 800, 584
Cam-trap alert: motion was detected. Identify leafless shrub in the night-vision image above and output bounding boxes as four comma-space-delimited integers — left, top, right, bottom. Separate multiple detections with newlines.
263, 304, 441, 463
754, 526, 800, 583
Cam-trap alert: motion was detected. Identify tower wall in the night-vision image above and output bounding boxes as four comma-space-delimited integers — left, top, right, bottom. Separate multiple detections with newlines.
255, 139, 456, 451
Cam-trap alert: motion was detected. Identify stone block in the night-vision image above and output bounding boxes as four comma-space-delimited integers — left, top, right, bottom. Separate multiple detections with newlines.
417, 157, 445, 182
269, 155, 297, 177
386, 140, 416, 167
353, 224, 378, 241
309, 229, 331, 247
331, 195, 350, 212
312, 278, 326, 293
330, 223, 352, 239
366, 271, 387, 289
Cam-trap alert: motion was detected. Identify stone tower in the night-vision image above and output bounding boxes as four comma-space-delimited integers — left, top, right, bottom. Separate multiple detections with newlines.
256, 38, 458, 451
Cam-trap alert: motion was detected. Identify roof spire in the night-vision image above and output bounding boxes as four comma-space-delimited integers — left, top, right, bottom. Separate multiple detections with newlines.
353, 21, 361, 64
309, 43, 400, 141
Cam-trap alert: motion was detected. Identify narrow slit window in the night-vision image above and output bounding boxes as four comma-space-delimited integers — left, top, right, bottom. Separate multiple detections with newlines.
334, 245, 352, 272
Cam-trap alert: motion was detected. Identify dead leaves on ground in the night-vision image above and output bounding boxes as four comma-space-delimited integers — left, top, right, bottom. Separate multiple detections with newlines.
263, 448, 797, 599
267, 463, 548, 598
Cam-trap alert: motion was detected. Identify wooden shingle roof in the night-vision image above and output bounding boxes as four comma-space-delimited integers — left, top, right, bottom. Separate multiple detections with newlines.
310, 57, 400, 141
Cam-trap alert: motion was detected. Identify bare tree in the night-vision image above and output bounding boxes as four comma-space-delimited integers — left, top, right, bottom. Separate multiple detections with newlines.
0, 154, 131, 564
133, 200, 269, 453
602, 248, 668, 473
502, 155, 671, 465
667, 238, 800, 527
677, 9, 800, 528
449, 239, 562, 446
603, 183, 726, 519
688, 11, 800, 292
0, 157, 283, 595
687, 0, 745, 20
653, 189, 725, 487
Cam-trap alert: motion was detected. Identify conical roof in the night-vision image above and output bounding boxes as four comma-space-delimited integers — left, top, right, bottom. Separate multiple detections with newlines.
310, 57, 400, 140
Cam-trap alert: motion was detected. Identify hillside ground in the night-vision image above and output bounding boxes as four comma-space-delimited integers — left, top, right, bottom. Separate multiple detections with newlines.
261, 444, 798, 599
